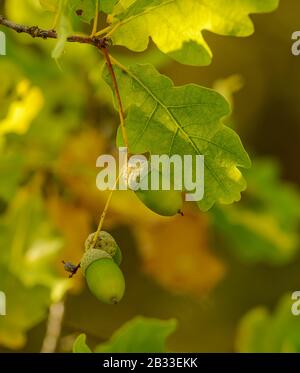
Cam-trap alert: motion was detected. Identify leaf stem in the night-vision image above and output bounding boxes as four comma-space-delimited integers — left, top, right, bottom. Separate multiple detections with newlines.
99, 46, 129, 149
102, 23, 120, 39
95, 25, 112, 37
91, 0, 99, 37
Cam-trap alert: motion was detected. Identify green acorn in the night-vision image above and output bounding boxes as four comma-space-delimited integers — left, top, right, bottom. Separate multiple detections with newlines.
81, 248, 125, 304
132, 165, 183, 216
113, 245, 122, 266
136, 189, 183, 216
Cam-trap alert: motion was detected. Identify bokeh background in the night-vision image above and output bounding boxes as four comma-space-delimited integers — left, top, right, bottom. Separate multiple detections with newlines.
0, 0, 300, 352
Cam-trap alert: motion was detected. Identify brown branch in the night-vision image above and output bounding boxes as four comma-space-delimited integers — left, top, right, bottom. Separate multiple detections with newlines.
0, 15, 106, 47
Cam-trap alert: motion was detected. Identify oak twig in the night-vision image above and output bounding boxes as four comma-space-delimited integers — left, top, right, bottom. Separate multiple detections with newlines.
99, 46, 129, 149
0, 15, 105, 47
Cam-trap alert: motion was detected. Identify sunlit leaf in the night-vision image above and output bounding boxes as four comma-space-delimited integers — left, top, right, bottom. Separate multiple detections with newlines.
39, 0, 59, 12
103, 63, 251, 211
0, 80, 44, 136
107, 0, 279, 65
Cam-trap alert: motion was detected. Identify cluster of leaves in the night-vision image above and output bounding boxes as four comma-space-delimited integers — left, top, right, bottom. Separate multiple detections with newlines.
237, 294, 300, 352
212, 159, 300, 264
0, 3, 89, 346
38, 0, 283, 212
0, 190, 71, 348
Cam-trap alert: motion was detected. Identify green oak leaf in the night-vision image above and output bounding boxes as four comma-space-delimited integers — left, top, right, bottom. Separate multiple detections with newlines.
95, 316, 177, 352
39, 0, 59, 12
0, 266, 50, 349
212, 159, 300, 264
0, 151, 24, 202
236, 294, 300, 352
103, 62, 251, 211
67, 0, 118, 21
101, 0, 119, 14
51, 0, 72, 60
73, 317, 176, 353
0, 192, 70, 349
0, 191, 70, 306
107, 0, 279, 66
69, 0, 99, 23
73, 334, 92, 353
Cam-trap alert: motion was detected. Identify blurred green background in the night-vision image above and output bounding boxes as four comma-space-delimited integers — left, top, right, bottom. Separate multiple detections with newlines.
0, 0, 300, 352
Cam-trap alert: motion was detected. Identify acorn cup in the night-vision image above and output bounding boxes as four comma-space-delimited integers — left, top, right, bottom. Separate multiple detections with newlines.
85, 231, 122, 264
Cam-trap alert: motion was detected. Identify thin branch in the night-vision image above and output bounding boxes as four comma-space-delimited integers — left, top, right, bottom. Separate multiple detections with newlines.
0, 15, 105, 47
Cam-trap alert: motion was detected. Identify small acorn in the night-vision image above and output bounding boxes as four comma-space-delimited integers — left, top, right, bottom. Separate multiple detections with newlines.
136, 189, 183, 216
81, 248, 125, 304
133, 165, 183, 216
